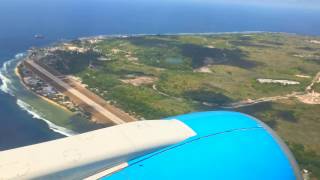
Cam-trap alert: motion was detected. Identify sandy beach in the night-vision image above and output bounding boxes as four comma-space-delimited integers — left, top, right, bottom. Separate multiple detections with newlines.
15, 64, 72, 113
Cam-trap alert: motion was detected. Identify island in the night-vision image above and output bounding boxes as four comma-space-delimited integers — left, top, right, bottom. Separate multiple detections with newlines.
17, 33, 320, 178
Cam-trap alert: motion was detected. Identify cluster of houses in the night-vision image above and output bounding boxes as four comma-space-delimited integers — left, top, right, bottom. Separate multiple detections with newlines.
19, 64, 80, 113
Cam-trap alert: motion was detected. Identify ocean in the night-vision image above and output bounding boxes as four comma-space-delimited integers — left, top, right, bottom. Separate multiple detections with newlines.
0, 0, 319, 150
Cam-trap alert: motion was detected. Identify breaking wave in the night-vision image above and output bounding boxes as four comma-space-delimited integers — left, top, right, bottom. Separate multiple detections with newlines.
0, 54, 23, 95
0, 53, 77, 137
17, 99, 76, 137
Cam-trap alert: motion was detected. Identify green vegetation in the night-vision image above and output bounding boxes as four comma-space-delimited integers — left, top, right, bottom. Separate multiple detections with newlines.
313, 83, 320, 92
45, 50, 100, 74
109, 85, 195, 119
46, 33, 320, 178
288, 142, 320, 179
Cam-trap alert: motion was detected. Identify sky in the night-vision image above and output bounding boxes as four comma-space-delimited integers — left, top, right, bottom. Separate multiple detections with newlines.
124, 0, 320, 9
213, 0, 320, 7
2, 0, 320, 10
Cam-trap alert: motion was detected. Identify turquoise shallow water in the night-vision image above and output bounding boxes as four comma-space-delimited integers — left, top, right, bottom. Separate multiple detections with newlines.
1, 0, 320, 150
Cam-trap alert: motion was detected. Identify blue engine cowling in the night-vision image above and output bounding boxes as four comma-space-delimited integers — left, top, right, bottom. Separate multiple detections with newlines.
103, 111, 302, 180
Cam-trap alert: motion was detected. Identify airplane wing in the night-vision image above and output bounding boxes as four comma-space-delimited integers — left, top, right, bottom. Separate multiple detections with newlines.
0, 111, 302, 180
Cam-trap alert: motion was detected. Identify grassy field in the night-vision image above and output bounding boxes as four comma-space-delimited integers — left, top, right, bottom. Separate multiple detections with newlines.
47, 33, 320, 179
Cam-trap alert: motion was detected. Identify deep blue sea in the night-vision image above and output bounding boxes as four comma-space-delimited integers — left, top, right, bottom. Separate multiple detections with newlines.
0, 0, 319, 150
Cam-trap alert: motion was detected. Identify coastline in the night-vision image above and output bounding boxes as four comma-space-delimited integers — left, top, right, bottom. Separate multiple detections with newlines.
15, 32, 319, 124
14, 64, 71, 113
77, 31, 295, 40
8, 31, 320, 130
70, 31, 320, 45
0, 55, 79, 136
10, 59, 106, 134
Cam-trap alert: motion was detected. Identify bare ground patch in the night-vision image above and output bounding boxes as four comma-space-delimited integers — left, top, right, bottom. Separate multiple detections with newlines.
121, 76, 158, 86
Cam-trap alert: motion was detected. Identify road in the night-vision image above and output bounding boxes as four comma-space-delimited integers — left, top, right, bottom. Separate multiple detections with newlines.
222, 92, 303, 109
223, 71, 320, 109
306, 72, 320, 92
26, 60, 127, 125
